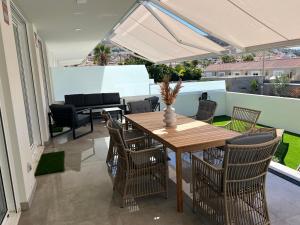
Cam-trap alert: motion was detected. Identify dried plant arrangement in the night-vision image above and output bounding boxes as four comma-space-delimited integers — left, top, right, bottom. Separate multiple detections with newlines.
160, 75, 183, 105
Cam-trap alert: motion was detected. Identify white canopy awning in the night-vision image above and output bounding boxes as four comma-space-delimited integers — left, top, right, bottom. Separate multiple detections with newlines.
110, 0, 300, 63
158, 0, 300, 51
110, 3, 226, 63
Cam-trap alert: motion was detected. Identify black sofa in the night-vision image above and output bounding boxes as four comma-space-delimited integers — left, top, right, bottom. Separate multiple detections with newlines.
64, 93, 125, 111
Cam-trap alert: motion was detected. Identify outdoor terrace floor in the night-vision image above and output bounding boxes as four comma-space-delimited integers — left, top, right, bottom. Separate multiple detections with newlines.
18, 121, 300, 225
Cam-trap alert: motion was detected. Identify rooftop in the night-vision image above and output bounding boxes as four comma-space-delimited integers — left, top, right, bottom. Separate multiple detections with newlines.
205, 58, 300, 72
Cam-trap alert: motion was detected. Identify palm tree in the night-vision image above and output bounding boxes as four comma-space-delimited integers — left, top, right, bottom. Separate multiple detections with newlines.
94, 44, 111, 65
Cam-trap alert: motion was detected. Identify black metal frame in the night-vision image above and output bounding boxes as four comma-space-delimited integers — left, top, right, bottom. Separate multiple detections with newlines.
153, 102, 161, 111
48, 108, 93, 140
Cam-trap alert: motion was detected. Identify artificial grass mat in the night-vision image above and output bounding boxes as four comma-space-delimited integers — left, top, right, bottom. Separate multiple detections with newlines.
213, 116, 300, 170
35, 151, 65, 176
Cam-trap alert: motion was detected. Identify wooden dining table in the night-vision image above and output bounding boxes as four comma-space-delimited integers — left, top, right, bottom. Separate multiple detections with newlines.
124, 111, 239, 213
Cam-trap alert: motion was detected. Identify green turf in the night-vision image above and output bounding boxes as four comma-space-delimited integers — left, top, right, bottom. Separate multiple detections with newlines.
51, 126, 63, 133
213, 116, 300, 170
35, 151, 65, 176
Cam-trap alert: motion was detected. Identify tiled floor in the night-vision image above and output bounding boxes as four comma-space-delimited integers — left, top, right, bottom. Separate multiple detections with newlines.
18, 122, 300, 225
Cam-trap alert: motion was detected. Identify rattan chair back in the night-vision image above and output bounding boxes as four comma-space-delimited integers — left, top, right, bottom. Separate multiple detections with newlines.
222, 136, 281, 224
195, 100, 217, 124
230, 106, 261, 133
106, 120, 128, 159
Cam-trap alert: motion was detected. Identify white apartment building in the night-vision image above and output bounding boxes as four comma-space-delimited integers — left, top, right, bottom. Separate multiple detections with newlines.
204, 58, 300, 80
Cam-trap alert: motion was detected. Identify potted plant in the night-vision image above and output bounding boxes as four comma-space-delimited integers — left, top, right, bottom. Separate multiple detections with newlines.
160, 75, 183, 127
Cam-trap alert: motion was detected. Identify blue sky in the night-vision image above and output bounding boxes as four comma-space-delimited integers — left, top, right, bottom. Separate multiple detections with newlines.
150, 2, 208, 36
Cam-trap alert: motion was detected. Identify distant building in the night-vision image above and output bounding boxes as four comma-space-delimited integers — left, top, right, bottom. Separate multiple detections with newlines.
204, 58, 300, 80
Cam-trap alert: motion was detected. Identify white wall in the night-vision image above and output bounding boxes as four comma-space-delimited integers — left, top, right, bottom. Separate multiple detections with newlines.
123, 90, 227, 117
169, 91, 226, 117
0, 0, 52, 213
51, 65, 151, 101
150, 80, 226, 95
0, 0, 35, 210
226, 92, 300, 134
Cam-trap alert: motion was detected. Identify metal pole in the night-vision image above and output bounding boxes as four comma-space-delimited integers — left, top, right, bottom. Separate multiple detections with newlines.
262, 51, 265, 77
261, 51, 266, 95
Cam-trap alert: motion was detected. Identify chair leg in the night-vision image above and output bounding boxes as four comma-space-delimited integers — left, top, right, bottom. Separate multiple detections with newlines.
72, 128, 76, 139
90, 109, 94, 132
48, 113, 54, 138
50, 126, 54, 138
90, 120, 94, 132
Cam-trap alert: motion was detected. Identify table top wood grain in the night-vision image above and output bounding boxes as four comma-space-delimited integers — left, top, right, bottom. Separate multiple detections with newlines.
125, 111, 240, 152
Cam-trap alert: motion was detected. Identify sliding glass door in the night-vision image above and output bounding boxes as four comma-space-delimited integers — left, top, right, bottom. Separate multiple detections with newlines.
38, 40, 49, 106
0, 111, 16, 224
0, 168, 7, 224
12, 6, 41, 147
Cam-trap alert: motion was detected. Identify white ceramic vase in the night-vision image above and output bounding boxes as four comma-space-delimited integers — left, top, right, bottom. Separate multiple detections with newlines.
163, 105, 176, 127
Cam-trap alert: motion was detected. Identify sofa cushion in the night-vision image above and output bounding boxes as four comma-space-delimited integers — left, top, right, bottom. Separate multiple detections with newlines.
102, 93, 120, 104
65, 94, 85, 107
84, 94, 103, 106
227, 132, 275, 145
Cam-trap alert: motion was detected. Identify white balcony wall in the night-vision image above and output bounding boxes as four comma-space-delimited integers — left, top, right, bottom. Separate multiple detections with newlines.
149, 80, 226, 95
123, 90, 226, 117
51, 65, 151, 101
162, 90, 226, 117
226, 92, 300, 134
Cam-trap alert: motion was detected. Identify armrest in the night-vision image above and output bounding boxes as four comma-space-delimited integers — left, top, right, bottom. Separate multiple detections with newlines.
191, 115, 214, 124
193, 155, 223, 172
202, 116, 214, 124
128, 145, 163, 155
76, 108, 92, 114
125, 136, 148, 150
127, 145, 166, 168
220, 121, 232, 130
192, 155, 223, 191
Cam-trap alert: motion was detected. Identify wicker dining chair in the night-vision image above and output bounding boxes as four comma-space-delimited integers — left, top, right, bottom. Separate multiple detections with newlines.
144, 96, 160, 111
193, 100, 217, 124
204, 106, 261, 164
107, 120, 168, 207
103, 112, 148, 168
223, 106, 261, 133
193, 132, 281, 225
127, 100, 152, 114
